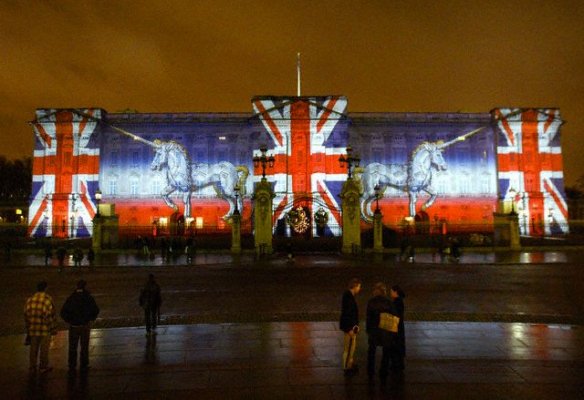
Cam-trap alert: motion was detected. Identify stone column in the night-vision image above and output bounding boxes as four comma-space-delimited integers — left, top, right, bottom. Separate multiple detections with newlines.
230, 212, 241, 254
493, 210, 521, 250
373, 210, 383, 253
92, 215, 102, 252
253, 178, 275, 256
508, 211, 521, 251
340, 177, 363, 254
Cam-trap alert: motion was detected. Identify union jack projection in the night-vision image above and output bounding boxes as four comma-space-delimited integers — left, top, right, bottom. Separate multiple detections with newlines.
252, 96, 348, 236
28, 109, 102, 238
495, 108, 568, 235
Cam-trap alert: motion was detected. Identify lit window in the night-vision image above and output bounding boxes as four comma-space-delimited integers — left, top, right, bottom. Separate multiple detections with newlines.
195, 217, 204, 229
152, 180, 160, 195
159, 217, 168, 228
109, 180, 117, 195
130, 181, 139, 197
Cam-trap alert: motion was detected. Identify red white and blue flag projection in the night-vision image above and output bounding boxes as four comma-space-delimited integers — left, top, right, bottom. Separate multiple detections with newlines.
26, 102, 569, 239
28, 109, 101, 238
495, 108, 568, 235
252, 96, 348, 236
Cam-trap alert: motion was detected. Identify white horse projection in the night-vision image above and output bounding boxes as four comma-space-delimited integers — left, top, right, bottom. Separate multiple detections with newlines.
359, 127, 484, 221
150, 140, 249, 219
103, 123, 250, 219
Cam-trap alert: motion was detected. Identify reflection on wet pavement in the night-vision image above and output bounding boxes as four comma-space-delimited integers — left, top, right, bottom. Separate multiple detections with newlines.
1, 321, 582, 398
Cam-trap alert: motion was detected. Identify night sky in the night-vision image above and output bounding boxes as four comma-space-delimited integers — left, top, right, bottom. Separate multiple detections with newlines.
1, 1, 582, 185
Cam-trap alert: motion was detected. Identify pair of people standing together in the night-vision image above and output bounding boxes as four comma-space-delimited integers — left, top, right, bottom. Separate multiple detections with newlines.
339, 278, 406, 382
24, 280, 100, 373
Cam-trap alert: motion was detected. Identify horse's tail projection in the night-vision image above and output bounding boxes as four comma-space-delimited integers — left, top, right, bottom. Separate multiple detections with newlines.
236, 165, 250, 195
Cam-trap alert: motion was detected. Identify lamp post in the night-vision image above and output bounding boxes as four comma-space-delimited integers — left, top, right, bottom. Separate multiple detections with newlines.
374, 183, 381, 214
339, 145, 360, 179
233, 184, 240, 215
508, 188, 517, 215
95, 189, 102, 217
70, 194, 77, 238
253, 144, 275, 179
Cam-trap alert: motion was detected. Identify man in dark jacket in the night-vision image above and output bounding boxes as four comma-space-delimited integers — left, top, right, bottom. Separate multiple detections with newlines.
366, 282, 395, 383
339, 278, 361, 375
139, 274, 162, 335
60, 280, 100, 371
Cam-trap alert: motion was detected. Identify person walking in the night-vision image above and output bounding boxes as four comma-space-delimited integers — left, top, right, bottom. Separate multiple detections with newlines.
366, 282, 395, 384
339, 278, 361, 376
139, 274, 162, 335
390, 285, 407, 372
60, 280, 100, 372
24, 281, 57, 374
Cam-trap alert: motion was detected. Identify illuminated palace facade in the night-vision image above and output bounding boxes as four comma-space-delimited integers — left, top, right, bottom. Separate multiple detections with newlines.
27, 96, 568, 238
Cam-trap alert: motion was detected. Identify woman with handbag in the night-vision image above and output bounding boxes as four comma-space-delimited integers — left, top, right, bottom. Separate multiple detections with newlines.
365, 282, 395, 384
390, 285, 407, 372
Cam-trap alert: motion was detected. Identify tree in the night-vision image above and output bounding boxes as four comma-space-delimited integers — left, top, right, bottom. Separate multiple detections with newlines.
0, 156, 32, 203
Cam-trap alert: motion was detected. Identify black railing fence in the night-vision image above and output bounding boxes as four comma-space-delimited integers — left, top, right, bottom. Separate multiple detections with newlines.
0, 220, 581, 253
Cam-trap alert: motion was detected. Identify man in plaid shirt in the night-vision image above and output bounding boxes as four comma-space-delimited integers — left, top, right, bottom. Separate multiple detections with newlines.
24, 281, 57, 373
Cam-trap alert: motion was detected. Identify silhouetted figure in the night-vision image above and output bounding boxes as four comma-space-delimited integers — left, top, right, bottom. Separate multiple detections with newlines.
185, 236, 194, 263
366, 282, 395, 384
160, 237, 167, 260
286, 242, 294, 261
86, 248, 95, 267
139, 274, 162, 335
450, 239, 461, 262
73, 247, 83, 267
44, 244, 53, 267
56, 247, 67, 271
390, 285, 407, 372
60, 280, 100, 372
340, 278, 362, 376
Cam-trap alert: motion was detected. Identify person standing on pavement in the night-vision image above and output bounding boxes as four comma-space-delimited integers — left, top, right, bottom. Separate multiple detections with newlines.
60, 280, 100, 372
44, 243, 52, 267
139, 274, 162, 335
390, 284, 407, 372
24, 281, 57, 374
87, 248, 95, 267
56, 246, 67, 271
366, 282, 395, 383
339, 278, 362, 375
73, 246, 83, 267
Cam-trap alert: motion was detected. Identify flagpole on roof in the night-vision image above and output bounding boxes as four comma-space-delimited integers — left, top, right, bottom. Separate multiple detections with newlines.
297, 52, 301, 97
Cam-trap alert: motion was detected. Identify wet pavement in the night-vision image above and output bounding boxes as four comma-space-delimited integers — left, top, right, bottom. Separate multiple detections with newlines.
4, 247, 584, 268
2, 249, 584, 398
2, 321, 583, 399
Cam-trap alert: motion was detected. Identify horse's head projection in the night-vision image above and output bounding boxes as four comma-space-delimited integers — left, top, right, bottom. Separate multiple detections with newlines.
150, 139, 167, 171
429, 143, 447, 171
359, 127, 485, 221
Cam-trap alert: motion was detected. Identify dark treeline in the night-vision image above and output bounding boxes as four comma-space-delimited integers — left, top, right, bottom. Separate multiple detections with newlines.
0, 156, 32, 202
565, 176, 584, 200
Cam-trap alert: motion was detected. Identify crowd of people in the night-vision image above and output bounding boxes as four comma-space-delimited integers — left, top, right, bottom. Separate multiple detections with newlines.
25, 274, 406, 384
43, 244, 95, 270
340, 278, 406, 385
